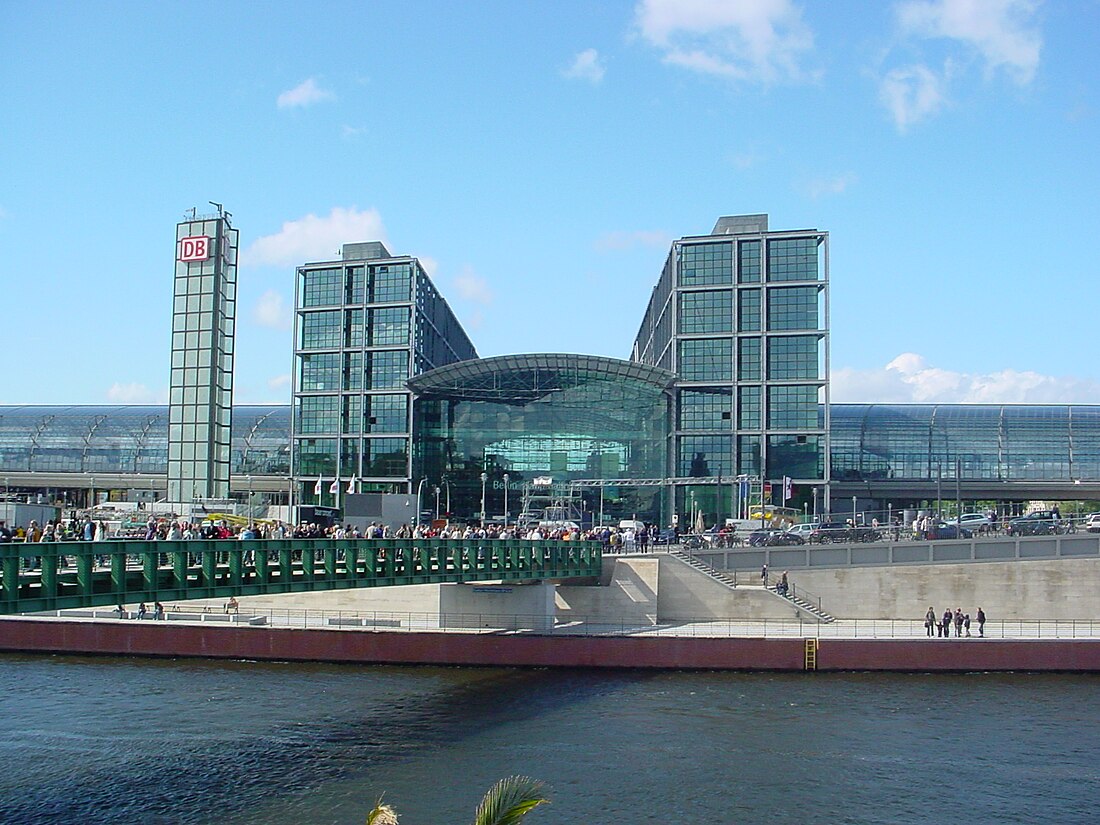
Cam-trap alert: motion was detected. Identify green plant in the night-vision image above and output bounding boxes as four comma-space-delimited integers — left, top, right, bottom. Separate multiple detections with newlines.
365, 775, 549, 825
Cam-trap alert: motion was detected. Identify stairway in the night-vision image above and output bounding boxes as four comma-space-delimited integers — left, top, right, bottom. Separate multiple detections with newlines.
670, 548, 836, 624
669, 548, 739, 589
766, 584, 836, 623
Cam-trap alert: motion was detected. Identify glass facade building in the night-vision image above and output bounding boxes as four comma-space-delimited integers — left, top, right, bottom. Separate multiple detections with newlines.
631, 215, 829, 520
168, 212, 238, 503
292, 242, 475, 507
407, 355, 674, 523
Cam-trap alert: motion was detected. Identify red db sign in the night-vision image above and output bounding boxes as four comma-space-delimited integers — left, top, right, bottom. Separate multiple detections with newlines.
178, 236, 211, 262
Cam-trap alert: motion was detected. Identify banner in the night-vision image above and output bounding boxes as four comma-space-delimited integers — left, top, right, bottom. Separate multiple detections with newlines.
783, 476, 793, 502
346, 476, 356, 494
313, 476, 322, 496
329, 477, 340, 495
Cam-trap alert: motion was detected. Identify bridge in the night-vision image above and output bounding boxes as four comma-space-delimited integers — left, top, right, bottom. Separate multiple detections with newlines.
0, 538, 602, 615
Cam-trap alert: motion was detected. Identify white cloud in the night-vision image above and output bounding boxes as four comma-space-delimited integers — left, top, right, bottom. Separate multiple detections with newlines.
879, 63, 948, 130
563, 48, 606, 83
833, 353, 1100, 404
106, 382, 167, 404
634, 0, 815, 83
268, 374, 291, 390
341, 124, 366, 139
242, 207, 386, 267
418, 256, 439, 277
896, 0, 1041, 84
594, 229, 672, 251
277, 78, 336, 109
452, 266, 493, 306
802, 172, 857, 199
253, 290, 292, 330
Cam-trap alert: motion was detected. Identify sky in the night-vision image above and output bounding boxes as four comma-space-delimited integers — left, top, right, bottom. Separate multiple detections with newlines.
2, 0, 1098, 406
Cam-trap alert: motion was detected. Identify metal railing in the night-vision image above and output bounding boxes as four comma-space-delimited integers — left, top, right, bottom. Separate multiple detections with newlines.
25, 607, 1100, 640
0, 538, 602, 614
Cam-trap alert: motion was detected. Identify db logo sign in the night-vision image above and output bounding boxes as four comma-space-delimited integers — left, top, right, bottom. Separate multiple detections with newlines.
178, 236, 211, 262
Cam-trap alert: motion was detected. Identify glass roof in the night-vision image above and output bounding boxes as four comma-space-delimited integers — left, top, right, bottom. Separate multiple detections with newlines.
407, 354, 676, 405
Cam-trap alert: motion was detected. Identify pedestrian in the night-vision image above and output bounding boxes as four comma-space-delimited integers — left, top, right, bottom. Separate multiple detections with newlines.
954, 608, 964, 637
977, 607, 986, 637
761, 563, 769, 587
154, 601, 165, 621
779, 571, 789, 596
941, 608, 952, 638
963, 613, 971, 637
137, 602, 147, 620
116, 603, 126, 619
925, 606, 936, 637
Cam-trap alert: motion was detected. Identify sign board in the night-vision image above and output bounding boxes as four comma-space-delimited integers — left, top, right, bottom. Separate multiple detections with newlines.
178, 236, 211, 262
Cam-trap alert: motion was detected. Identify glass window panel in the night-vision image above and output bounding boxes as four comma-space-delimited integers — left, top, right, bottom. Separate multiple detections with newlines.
679, 242, 733, 286
679, 389, 732, 430
738, 289, 761, 331
767, 286, 820, 331
677, 338, 732, 382
768, 335, 820, 380
678, 290, 732, 334
767, 237, 819, 282
738, 240, 761, 283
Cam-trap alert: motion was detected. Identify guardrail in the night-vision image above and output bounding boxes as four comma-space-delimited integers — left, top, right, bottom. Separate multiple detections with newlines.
684, 532, 1100, 573
0, 538, 602, 614
25, 606, 1100, 639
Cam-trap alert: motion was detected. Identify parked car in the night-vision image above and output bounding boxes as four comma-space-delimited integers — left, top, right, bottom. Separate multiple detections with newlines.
1085, 513, 1100, 533
945, 513, 992, 532
786, 523, 819, 540
1006, 510, 1064, 537
746, 529, 805, 547
927, 522, 973, 540
809, 522, 881, 543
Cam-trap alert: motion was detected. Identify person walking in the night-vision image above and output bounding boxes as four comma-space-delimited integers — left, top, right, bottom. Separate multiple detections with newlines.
954, 608, 964, 637
941, 608, 953, 639
977, 607, 986, 637
761, 564, 769, 587
925, 606, 936, 637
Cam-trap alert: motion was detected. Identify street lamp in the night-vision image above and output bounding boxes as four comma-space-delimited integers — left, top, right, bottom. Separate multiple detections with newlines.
812, 487, 818, 521
415, 478, 427, 528
480, 472, 488, 528
434, 485, 441, 521
247, 474, 253, 519
502, 473, 510, 528
852, 495, 857, 526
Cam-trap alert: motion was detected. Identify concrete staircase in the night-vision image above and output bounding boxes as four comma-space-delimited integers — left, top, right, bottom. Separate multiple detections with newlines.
766, 584, 836, 624
670, 548, 836, 624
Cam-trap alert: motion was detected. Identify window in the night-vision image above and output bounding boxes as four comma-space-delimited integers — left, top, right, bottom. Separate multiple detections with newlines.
738, 240, 761, 283
299, 352, 341, 391
768, 336, 819, 380
368, 350, 408, 389
365, 394, 408, 433
738, 386, 761, 429
678, 290, 732, 334
297, 396, 340, 434
679, 243, 733, 286
738, 435, 761, 475
767, 238, 819, 281
738, 289, 761, 331
767, 385, 819, 429
300, 268, 344, 307
679, 435, 733, 476
369, 307, 409, 346
370, 264, 412, 303
767, 287, 819, 331
679, 389, 732, 430
738, 337, 761, 380
363, 437, 408, 477
300, 311, 342, 349
678, 338, 732, 382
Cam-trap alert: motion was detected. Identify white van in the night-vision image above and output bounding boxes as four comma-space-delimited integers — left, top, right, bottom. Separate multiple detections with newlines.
618, 519, 646, 532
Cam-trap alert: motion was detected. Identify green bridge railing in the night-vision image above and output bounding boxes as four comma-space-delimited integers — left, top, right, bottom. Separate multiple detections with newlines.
0, 538, 603, 615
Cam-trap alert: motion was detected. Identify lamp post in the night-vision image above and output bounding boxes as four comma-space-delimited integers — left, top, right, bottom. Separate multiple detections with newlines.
443, 478, 451, 516
852, 495, 857, 526
415, 478, 427, 528
247, 474, 253, 519
480, 472, 488, 528
502, 473, 510, 528
690, 490, 696, 533
812, 487, 818, 521
434, 486, 441, 521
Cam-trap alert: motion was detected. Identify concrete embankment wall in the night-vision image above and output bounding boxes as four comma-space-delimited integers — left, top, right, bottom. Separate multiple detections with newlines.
785, 557, 1100, 620
3, 618, 1099, 672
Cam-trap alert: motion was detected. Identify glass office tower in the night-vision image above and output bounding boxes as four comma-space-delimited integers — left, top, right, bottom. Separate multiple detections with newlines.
292, 242, 476, 508
167, 209, 238, 503
631, 214, 830, 520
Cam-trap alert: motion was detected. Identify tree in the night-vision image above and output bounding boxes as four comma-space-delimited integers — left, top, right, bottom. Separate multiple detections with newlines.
366, 775, 549, 825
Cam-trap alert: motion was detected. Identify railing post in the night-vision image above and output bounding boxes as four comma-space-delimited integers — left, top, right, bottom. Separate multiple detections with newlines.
143, 544, 157, 595
111, 549, 128, 602
76, 549, 94, 607
1, 545, 20, 611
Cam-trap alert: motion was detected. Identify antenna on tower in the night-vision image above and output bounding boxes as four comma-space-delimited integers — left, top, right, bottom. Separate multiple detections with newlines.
209, 201, 224, 216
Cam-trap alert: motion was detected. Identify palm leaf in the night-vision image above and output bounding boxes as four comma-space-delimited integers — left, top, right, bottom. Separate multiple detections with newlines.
473, 775, 549, 825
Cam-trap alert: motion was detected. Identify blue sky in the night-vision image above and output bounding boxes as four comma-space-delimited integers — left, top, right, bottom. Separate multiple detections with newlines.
2, 0, 1097, 405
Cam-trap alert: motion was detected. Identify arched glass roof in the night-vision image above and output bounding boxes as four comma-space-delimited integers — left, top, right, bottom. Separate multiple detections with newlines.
0, 405, 290, 475
407, 354, 676, 405
830, 403, 1100, 481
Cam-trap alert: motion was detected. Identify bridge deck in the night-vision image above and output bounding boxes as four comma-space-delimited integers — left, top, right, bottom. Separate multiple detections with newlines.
0, 539, 602, 614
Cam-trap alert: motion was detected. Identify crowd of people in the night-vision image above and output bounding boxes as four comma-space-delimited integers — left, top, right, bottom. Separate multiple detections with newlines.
924, 605, 987, 637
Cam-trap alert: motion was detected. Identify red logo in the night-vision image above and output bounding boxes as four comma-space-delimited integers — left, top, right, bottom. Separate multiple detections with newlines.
178, 236, 210, 262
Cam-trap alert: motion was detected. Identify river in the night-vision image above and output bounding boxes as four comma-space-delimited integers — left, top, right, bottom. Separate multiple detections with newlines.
0, 654, 1096, 824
